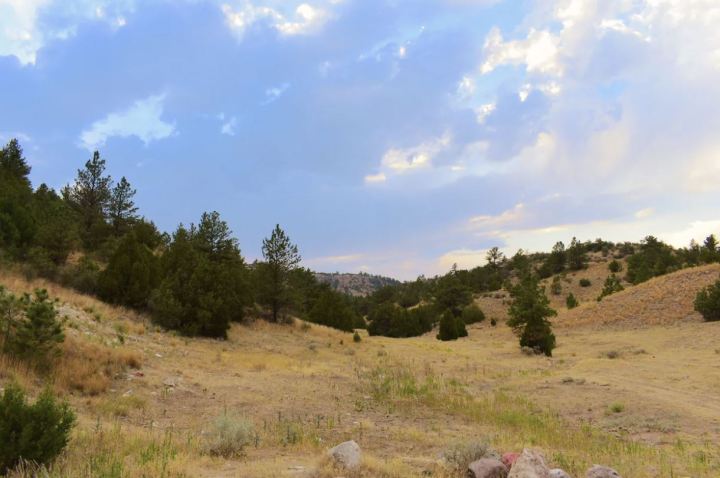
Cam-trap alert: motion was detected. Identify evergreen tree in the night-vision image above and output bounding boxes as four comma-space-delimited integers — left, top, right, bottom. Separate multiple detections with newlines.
62, 151, 113, 249
307, 288, 356, 332
259, 224, 301, 322
566, 293, 579, 309
8, 290, 64, 366
0, 383, 75, 474
0, 139, 35, 256
597, 274, 624, 301
434, 270, 472, 316
701, 234, 719, 264
108, 176, 138, 235
437, 310, 459, 341
694, 276, 720, 322
626, 236, 678, 284
566, 237, 588, 271
150, 213, 250, 338
98, 232, 160, 309
0, 139, 31, 186
507, 275, 557, 356
31, 185, 79, 265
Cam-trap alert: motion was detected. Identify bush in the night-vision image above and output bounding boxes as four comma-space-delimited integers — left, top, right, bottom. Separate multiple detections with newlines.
98, 232, 160, 309
608, 260, 623, 273
597, 274, 624, 301
566, 293, 579, 309
307, 289, 357, 332
1, 288, 65, 368
202, 413, 254, 458
0, 383, 76, 474
353, 330, 361, 342
550, 276, 562, 295
694, 278, 720, 322
579, 278, 591, 287
626, 236, 679, 284
442, 440, 497, 472
461, 304, 485, 324
368, 303, 433, 338
490, 318, 497, 326
437, 310, 459, 341
59, 255, 99, 295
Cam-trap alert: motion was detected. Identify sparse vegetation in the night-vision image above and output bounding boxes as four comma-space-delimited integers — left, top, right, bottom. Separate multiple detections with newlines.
598, 274, 624, 301
566, 293, 579, 309
579, 278, 592, 287
202, 413, 255, 458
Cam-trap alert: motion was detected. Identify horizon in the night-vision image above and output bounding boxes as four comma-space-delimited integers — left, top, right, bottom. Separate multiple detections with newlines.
2, 0, 719, 280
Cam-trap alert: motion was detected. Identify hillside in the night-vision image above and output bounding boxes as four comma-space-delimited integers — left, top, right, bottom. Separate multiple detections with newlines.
314, 272, 400, 296
2, 264, 720, 477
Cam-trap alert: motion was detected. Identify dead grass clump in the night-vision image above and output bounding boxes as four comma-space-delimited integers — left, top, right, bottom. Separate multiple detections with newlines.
54, 336, 142, 395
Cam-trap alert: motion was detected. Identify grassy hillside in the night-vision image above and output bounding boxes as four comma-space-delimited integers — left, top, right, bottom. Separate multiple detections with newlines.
1, 263, 720, 477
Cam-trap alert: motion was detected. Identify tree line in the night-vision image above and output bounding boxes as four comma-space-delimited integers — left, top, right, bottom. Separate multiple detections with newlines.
0, 139, 360, 338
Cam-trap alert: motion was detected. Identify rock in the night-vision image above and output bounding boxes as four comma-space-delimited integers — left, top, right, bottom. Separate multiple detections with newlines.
502, 452, 520, 469
327, 440, 361, 469
586, 465, 621, 478
467, 458, 508, 478
550, 469, 572, 478
508, 449, 550, 478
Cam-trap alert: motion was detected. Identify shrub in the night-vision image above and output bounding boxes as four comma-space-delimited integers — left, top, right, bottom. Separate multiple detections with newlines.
694, 277, 720, 322
307, 288, 357, 332
437, 310, 459, 341
461, 304, 485, 324
442, 440, 497, 472
608, 260, 623, 273
353, 331, 361, 342
579, 278, 591, 287
0, 383, 76, 474
597, 274, 624, 301
59, 256, 99, 295
1, 288, 64, 368
490, 318, 497, 326
98, 232, 160, 309
566, 293, 579, 309
368, 303, 433, 338
626, 236, 679, 284
550, 275, 562, 295
202, 413, 254, 458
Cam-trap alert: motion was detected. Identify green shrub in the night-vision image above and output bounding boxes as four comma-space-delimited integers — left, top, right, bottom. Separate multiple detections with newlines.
98, 232, 160, 309
0, 383, 76, 474
490, 318, 497, 326
59, 255, 99, 295
608, 260, 623, 273
461, 304, 485, 324
1, 288, 64, 368
566, 293, 579, 309
597, 274, 624, 302
626, 236, 679, 284
694, 277, 720, 322
507, 275, 557, 356
579, 278, 591, 287
442, 440, 497, 472
202, 413, 254, 458
307, 288, 357, 332
368, 303, 433, 338
353, 330, 361, 343
437, 310, 459, 341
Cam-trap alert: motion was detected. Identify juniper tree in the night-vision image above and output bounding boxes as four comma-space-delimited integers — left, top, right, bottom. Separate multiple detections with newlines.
10, 290, 64, 366
259, 224, 301, 323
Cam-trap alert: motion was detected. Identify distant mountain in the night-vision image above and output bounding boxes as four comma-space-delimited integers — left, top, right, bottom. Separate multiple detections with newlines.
314, 272, 401, 296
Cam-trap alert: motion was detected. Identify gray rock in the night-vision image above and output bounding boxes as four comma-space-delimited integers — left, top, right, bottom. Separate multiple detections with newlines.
508, 449, 550, 478
467, 458, 508, 478
550, 469, 571, 478
586, 465, 621, 478
327, 440, 361, 469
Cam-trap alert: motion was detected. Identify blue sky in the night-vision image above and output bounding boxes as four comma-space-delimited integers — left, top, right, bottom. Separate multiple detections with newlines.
1, 0, 720, 279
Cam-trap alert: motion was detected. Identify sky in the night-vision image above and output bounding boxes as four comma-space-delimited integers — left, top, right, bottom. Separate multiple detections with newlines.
1, 0, 720, 280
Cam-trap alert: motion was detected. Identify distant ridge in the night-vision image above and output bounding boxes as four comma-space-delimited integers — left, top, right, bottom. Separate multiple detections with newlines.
314, 272, 401, 296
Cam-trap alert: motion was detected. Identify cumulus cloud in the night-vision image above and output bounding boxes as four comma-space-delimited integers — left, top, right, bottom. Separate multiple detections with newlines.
364, 133, 452, 184
263, 82, 290, 104
221, 1, 333, 39
79, 94, 176, 150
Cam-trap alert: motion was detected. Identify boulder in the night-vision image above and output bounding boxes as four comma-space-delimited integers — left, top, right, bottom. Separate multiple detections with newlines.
550, 469, 572, 478
502, 452, 520, 469
586, 465, 621, 478
327, 440, 361, 469
508, 449, 550, 478
467, 458, 508, 478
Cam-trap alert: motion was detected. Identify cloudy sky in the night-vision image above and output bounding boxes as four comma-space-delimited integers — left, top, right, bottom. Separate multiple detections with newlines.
1, 0, 719, 279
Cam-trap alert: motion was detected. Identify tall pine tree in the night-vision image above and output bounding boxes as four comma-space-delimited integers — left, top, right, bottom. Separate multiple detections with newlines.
258, 225, 301, 322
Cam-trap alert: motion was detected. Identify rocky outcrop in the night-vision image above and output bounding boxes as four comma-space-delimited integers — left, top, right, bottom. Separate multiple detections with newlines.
467, 458, 508, 478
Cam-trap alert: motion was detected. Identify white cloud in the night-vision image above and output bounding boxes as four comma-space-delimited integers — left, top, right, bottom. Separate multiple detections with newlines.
364, 172, 386, 184
220, 115, 238, 136
79, 94, 176, 151
0, 0, 133, 66
364, 133, 452, 184
456, 75, 475, 100
221, 1, 333, 39
635, 208, 654, 219
263, 82, 290, 104
437, 248, 489, 271
481, 27, 562, 76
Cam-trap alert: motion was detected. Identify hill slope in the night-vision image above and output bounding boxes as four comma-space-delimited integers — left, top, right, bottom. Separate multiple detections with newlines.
314, 271, 400, 296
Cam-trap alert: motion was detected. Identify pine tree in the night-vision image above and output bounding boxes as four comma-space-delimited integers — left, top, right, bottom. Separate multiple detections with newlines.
9, 290, 64, 366
597, 274, 624, 301
259, 224, 301, 322
108, 176, 138, 235
62, 151, 113, 248
98, 232, 160, 309
507, 275, 557, 356
567, 237, 588, 271
0, 139, 31, 185
437, 309, 459, 341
